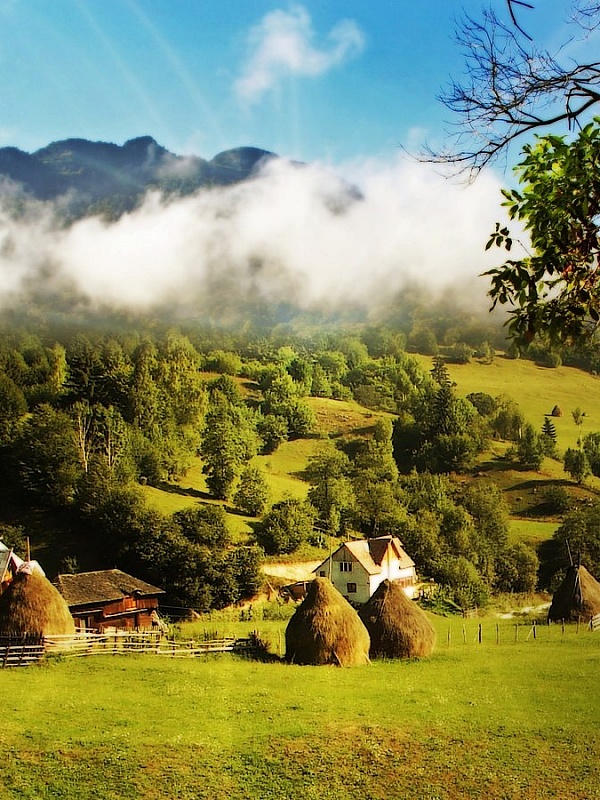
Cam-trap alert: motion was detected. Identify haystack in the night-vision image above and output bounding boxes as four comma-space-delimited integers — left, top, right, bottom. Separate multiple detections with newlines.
285, 577, 370, 666
0, 564, 75, 638
548, 564, 600, 623
358, 579, 435, 659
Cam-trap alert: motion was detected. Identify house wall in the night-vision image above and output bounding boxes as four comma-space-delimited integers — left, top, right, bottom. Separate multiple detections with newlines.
70, 596, 159, 631
316, 551, 371, 605
369, 566, 418, 600
317, 547, 418, 604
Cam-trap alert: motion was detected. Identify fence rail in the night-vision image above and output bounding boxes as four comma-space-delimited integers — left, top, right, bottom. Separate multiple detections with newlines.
0, 630, 258, 667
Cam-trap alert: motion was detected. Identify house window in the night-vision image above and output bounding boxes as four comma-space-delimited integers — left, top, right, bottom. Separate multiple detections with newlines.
339, 561, 353, 573
347, 583, 357, 594
319, 571, 326, 577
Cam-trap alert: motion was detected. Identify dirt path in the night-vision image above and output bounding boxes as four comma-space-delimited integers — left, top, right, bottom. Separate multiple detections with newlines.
262, 561, 322, 583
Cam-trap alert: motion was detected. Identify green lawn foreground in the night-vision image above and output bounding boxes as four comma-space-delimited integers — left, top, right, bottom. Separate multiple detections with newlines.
1, 620, 599, 800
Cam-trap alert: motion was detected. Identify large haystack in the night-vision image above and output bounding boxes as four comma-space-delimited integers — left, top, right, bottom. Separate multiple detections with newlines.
548, 564, 600, 623
0, 567, 75, 638
359, 579, 435, 659
285, 577, 370, 666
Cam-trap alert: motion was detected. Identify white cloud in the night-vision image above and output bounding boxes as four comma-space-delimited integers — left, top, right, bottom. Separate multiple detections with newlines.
0, 154, 524, 320
234, 5, 365, 103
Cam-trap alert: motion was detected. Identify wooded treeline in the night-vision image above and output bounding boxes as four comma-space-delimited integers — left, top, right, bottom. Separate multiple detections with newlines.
0, 318, 596, 611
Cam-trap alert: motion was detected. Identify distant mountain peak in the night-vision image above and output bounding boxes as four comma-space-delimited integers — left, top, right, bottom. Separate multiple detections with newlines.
0, 136, 279, 219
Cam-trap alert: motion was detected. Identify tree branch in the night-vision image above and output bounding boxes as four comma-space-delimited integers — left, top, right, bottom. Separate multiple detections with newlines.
424, 2, 600, 174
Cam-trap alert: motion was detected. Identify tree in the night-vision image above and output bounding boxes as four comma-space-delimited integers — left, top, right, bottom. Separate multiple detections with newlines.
200, 392, 258, 500
540, 416, 558, 458
553, 501, 600, 579
254, 499, 315, 555
0, 373, 27, 445
494, 542, 539, 593
234, 465, 271, 517
173, 505, 231, 548
15, 404, 82, 507
466, 392, 497, 417
564, 447, 592, 484
428, 1, 600, 174
515, 423, 545, 471
486, 121, 600, 345
582, 431, 600, 476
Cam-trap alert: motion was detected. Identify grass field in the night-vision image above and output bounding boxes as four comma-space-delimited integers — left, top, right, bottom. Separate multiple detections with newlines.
2, 615, 599, 799
413, 353, 600, 453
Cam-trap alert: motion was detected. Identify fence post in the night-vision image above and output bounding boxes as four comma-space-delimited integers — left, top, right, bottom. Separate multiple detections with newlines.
496, 623, 499, 645
478, 623, 482, 644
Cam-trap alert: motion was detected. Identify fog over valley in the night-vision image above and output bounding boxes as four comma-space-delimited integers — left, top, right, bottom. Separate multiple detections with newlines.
0, 145, 520, 323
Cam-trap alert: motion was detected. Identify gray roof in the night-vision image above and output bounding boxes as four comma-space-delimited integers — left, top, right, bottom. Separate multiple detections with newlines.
53, 569, 164, 607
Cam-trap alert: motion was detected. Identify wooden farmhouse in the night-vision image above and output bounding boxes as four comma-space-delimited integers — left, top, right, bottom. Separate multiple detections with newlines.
53, 569, 165, 632
313, 535, 417, 605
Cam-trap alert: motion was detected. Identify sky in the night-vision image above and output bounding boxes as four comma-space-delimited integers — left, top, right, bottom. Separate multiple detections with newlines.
0, 0, 576, 164
0, 0, 591, 316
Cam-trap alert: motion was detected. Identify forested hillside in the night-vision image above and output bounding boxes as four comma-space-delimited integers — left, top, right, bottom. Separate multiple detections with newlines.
1, 315, 599, 615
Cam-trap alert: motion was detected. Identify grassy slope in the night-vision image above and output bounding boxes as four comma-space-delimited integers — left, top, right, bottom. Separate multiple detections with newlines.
7, 357, 599, 568
2, 619, 599, 799
143, 359, 600, 554
143, 397, 384, 542
413, 353, 600, 452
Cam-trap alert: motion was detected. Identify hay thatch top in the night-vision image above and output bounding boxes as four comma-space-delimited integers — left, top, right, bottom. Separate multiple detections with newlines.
53, 569, 164, 608
0, 570, 75, 637
359, 579, 435, 659
548, 564, 600, 622
285, 577, 370, 666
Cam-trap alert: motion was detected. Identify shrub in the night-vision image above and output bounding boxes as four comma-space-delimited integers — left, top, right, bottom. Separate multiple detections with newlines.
543, 485, 571, 514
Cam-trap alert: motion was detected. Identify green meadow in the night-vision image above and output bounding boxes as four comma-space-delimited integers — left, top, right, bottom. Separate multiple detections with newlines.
140, 357, 600, 556
1, 615, 599, 799
414, 353, 600, 453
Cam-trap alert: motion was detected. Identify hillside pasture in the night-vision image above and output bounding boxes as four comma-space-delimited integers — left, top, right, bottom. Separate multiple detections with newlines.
2, 618, 599, 799
142, 397, 388, 536
414, 353, 600, 453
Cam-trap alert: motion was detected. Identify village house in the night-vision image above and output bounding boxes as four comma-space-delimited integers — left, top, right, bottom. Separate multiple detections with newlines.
313, 535, 417, 605
53, 569, 165, 632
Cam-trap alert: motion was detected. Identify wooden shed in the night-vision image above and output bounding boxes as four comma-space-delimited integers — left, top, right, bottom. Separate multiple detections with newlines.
53, 569, 165, 632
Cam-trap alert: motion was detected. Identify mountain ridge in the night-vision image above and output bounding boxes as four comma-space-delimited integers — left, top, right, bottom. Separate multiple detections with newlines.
0, 136, 278, 218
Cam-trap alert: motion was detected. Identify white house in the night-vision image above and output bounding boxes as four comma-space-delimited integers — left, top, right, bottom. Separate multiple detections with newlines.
313, 535, 417, 605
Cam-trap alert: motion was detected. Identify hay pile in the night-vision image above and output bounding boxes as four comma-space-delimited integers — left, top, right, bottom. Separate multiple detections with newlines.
548, 564, 600, 623
285, 577, 370, 666
0, 568, 75, 638
359, 579, 435, 659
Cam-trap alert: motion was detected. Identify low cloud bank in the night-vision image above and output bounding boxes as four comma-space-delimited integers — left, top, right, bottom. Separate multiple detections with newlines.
0, 155, 519, 320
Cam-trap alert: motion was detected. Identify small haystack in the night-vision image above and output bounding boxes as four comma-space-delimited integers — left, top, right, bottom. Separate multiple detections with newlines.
359, 579, 435, 659
0, 564, 75, 638
548, 564, 600, 623
285, 577, 370, 666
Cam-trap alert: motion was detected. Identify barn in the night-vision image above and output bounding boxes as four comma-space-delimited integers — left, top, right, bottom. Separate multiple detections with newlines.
53, 569, 165, 632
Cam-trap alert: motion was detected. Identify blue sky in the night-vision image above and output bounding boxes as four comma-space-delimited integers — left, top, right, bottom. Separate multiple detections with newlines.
0, 0, 578, 166
0, 1, 592, 314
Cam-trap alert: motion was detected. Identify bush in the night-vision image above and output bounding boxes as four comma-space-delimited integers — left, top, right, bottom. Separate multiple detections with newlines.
254, 499, 315, 555
466, 392, 497, 417
543, 485, 571, 514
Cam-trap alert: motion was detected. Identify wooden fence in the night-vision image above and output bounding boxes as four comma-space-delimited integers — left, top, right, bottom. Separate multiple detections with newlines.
0, 630, 259, 668
0, 635, 44, 667
444, 616, 600, 646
